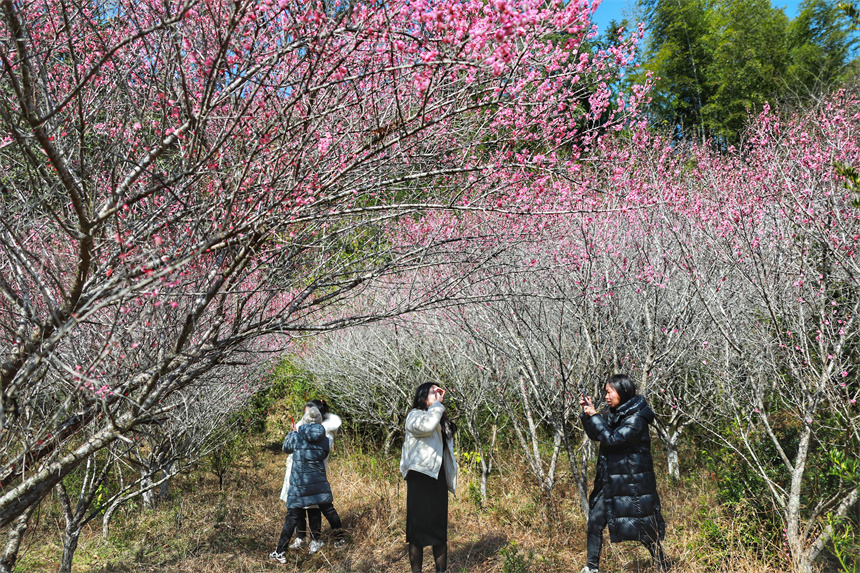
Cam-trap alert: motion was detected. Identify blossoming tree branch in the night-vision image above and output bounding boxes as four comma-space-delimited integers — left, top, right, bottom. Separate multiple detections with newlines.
0, 0, 643, 564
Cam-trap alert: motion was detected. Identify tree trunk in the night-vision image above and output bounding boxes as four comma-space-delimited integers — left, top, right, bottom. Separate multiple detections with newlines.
786, 422, 813, 573
577, 437, 593, 516
480, 463, 489, 505
159, 463, 171, 500
791, 553, 814, 573
0, 504, 36, 573
666, 435, 680, 481
102, 499, 121, 539
58, 527, 82, 573
652, 417, 686, 483
510, 375, 559, 496
478, 424, 496, 505
56, 481, 85, 573
565, 427, 592, 517
382, 427, 397, 457
141, 470, 156, 509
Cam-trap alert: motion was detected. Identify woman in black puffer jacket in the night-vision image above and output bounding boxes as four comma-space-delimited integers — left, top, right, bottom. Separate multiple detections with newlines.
578, 374, 667, 573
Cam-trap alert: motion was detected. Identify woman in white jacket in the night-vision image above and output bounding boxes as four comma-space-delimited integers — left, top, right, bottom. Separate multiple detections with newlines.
400, 383, 458, 573
279, 399, 344, 552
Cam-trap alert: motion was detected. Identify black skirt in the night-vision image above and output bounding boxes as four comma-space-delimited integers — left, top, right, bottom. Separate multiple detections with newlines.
405, 462, 448, 546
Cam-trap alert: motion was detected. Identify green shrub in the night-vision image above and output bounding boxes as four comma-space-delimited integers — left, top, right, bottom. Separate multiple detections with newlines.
499, 541, 533, 573
826, 512, 859, 573
245, 358, 318, 439
206, 433, 245, 490
467, 480, 484, 511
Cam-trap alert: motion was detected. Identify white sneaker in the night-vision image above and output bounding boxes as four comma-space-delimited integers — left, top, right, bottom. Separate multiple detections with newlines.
308, 540, 325, 554
580, 567, 599, 573
288, 537, 305, 550
269, 550, 287, 564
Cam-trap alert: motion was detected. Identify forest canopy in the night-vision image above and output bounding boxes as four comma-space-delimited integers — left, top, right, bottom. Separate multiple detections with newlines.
617, 0, 860, 140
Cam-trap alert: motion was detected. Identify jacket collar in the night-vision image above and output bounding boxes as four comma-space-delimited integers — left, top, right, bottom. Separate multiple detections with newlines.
607, 394, 653, 424
614, 394, 645, 415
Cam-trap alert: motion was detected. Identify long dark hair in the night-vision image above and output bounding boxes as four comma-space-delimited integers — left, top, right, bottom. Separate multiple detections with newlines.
412, 382, 457, 443
607, 374, 637, 406
309, 398, 329, 417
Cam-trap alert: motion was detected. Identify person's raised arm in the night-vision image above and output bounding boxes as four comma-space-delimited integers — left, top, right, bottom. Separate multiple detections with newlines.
584, 412, 649, 447
405, 402, 446, 437
282, 430, 298, 454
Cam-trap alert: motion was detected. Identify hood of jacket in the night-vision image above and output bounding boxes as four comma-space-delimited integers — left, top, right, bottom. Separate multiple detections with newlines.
298, 422, 326, 443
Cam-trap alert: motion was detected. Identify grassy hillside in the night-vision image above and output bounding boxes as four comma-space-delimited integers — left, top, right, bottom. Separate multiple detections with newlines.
13, 436, 789, 573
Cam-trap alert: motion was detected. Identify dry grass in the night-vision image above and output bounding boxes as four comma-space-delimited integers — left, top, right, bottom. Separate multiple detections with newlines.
12, 438, 788, 573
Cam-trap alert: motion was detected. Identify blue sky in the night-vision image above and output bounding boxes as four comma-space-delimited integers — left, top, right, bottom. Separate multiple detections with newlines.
591, 0, 806, 33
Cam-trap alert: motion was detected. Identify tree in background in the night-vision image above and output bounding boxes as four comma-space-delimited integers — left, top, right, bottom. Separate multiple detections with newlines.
638, 0, 858, 141
53, 369, 256, 573
638, 0, 718, 139
787, 0, 860, 98
299, 323, 426, 454
621, 93, 860, 573
841, 1, 860, 26
701, 0, 790, 139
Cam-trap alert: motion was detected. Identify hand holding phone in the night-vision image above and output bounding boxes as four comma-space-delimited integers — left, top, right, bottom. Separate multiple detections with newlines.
579, 390, 596, 416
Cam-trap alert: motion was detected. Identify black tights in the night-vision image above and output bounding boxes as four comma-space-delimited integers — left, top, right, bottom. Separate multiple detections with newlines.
408, 542, 447, 573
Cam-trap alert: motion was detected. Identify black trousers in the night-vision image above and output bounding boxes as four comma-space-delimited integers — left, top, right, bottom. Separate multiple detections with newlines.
292, 504, 345, 542
276, 507, 304, 553
277, 503, 343, 552
313, 503, 345, 539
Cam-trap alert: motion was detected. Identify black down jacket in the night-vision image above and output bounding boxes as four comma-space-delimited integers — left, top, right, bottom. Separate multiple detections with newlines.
282, 423, 332, 508
581, 394, 665, 543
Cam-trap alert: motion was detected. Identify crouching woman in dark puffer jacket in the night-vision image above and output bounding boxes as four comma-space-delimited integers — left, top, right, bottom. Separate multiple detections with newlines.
578, 374, 668, 573
270, 405, 343, 564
